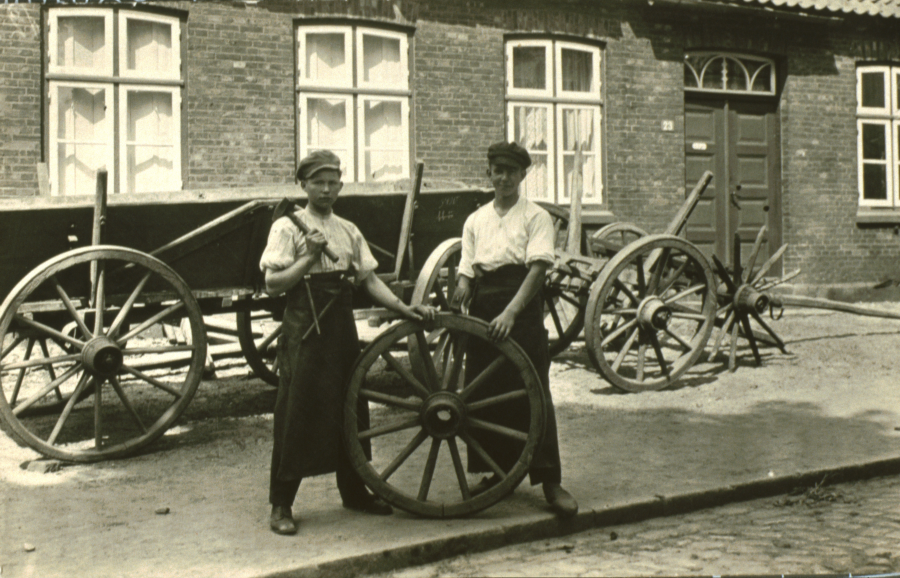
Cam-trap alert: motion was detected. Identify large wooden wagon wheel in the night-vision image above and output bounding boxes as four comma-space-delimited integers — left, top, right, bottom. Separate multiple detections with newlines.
235, 306, 282, 386
0, 246, 207, 462
584, 234, 717, 392
708, 228, 792, 370
345, 313, 545, 518
590, 222, 648, 258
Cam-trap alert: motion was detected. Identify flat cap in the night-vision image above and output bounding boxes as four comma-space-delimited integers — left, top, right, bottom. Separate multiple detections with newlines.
296, 150, 342, 181
487, 141, 531, 170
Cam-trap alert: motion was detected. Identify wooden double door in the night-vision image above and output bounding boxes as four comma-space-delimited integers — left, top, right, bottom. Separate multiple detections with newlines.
684, 95, 782, 274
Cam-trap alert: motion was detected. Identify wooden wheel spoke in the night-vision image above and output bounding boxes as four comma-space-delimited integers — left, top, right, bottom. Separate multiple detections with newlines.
1, 335, 26, 361
749, 309, 787, 352
116, 302, 185, 344
636, 342, 647, 382
465, 389, 528, 412
557, 292, 582, 308
12, 363, 82, 416
709, 310, 735, 361
14, 314, 85, 350
612, 279, 640, 305
467, 417, 529, 442
358, 415, 420, 440
414, 330, 441, 391
93, 376, 103, 448
600, 318, 637, 348
36, 339, 60, 384
108, 271, 153, 339
663, 283, 707, 305
658, 258, 690, 295
432, 280, 452, 311
460, 433, 506, 479
756, 269, 801, 292
120, 365, 184, 398
648, 332, 671, 379
52, 276, 92, 340
446, 437, 471, 500
635, 254, 646, 292
417, 438, 442, 501
662, 326, 693, 352
745, 226, 767, 283
740, 314, 762, 365
379, 428, 429, 482
611, 327, 640, 372
109, 376, 148, 433
432, 330, 451, 376
547, 303, 565, 335
459, 356, 505, 401
441, 333, 467, 392
257, 325, 281, 353
751, 244, 788, 284
380, 350, 431, 399
93, 262, 106, 335
647, 247, 671, 295
728, 321, 740, 370
47, 373, 93, 446
121, 345, 196, 356
669, 310, 708, 322
359, 388, 423, 412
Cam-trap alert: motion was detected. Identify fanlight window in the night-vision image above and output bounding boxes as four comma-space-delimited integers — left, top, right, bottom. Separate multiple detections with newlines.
684, 52, 776, 95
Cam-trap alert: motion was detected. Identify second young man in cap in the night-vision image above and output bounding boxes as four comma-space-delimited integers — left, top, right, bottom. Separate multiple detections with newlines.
451, 141, 578, 517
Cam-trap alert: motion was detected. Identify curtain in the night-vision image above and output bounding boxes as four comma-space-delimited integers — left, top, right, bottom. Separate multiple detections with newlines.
58, 86, 110, 196
126, 91, 175, 193
364, 100, 402, 181
560, 48, 592, 93
58, 16, 106, 70
126, 19, 172, 74
512, 46, 546, 90
306, 33, 346, 85
362, 34, 401, 85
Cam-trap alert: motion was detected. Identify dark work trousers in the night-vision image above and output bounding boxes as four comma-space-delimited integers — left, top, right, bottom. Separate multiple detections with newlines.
465, 265, 562, 486
269, 272, 372, 508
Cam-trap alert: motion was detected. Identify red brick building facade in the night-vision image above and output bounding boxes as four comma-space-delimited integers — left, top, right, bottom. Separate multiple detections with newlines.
2, 0, 900, 291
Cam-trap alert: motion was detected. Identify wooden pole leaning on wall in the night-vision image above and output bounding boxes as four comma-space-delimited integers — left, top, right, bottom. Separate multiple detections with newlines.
566, 147, 584, 256
92, 169, 109, 247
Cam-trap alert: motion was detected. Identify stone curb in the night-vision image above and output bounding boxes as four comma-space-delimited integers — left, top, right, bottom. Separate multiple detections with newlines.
257, 455, 900, 578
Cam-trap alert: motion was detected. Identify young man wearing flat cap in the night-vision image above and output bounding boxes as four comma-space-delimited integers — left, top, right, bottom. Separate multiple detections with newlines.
259, 149, 435, 534
451, 141, 578, 518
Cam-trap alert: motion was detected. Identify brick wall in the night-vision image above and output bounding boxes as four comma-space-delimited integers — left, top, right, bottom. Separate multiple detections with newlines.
0, 5, 42, 197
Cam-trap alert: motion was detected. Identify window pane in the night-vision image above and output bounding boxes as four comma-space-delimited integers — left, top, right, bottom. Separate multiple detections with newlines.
862, 123, 887, 160
305, 98, 350, 160
863, 164, 888, 200
702, 57, 724, 90
363, 100, 404, 181
513, 46, 546, 90
57, 16, 107, 71
125, 91, 175, 193
861, 72, 886, 109
750, 62, 773, 93
361, 34, 402, 85
725, 58, 748, 91
56, 86, 109, 196
511, 105, 549, 200
304, 33, 347, 84
125, 18, 173, 75
561, 108, 598, 200
560, 48, 593, 92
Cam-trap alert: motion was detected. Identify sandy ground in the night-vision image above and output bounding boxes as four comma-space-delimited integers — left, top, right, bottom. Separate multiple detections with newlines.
1, 305, 900, 577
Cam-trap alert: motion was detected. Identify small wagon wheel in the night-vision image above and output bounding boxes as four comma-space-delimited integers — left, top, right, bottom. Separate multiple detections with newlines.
345, 313, 545, 518
543, 267, 588, 357
0, 246, 207, 462
584, 234, 716, 392
408, 238, 462, 380
235, 307, 282, 386
590, 222, 648, 258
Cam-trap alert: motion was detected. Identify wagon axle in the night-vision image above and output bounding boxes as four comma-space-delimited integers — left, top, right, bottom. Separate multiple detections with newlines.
81, 336, 123, 377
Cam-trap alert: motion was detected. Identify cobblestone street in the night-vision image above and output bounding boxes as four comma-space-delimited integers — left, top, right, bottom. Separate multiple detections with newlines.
371, 474, 900, 577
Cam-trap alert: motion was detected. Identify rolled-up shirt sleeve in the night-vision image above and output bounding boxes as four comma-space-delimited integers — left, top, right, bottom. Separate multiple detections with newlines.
458, 215, 476, 278
259, 217, 298, 272
351, 226, 381, 283
524, 209, 555, 267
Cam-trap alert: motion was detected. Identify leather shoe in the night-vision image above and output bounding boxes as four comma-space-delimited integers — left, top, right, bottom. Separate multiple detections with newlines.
343, 496, 393, 516
543, 483, 578, 518
469, 475, 501, 496
269, 505, 298, 535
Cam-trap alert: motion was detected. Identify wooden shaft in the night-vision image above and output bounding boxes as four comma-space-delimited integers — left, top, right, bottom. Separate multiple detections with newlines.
664, 170, 714, 236
92, 170, 108, 247
395, 161, 425, 278
778, 295, 900, 320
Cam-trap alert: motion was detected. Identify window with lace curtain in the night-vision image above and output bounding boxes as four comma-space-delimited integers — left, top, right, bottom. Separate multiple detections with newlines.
505, 39, 602, 204
47, 7, 183, 196
856, 65, 900, 208
296, 24, 410, 183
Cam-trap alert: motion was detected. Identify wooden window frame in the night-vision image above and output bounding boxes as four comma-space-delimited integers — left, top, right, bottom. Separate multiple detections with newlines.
857, 65, 900, 208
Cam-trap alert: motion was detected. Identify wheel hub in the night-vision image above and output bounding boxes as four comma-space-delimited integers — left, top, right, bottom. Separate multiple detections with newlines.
735, 284, 769, 314
82, 336, 123, 376
637, 296, 671, 330
421, 392, 467, 439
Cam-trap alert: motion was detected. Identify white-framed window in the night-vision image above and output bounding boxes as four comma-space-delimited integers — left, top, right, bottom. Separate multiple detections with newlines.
506, 39, 602, 204
47, 7, 183, 196
297, 24, 411, 183
857, 65, 900, 208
